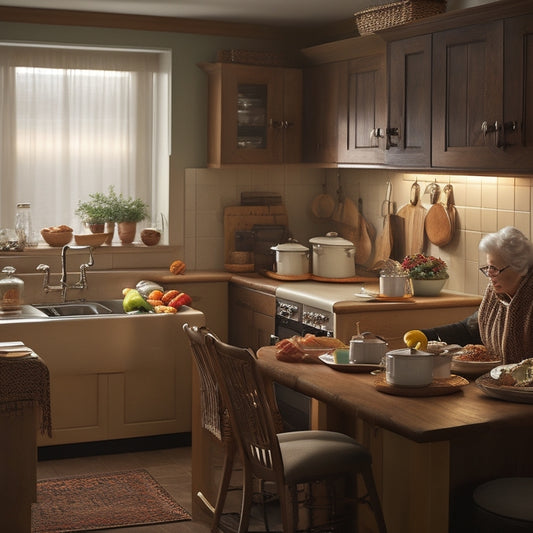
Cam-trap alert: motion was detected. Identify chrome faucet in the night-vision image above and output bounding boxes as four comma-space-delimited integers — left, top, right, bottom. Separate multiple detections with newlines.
37, 245, 95, 301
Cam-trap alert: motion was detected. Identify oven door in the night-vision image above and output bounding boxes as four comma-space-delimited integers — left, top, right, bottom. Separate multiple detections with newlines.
273, 316, 326, 432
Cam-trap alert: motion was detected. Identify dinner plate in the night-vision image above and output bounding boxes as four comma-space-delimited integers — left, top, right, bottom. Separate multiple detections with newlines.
476, 372, 533, 404
451, 358, 501, 377
353, 290, 378, 302
0, 348, 33, 358
318, 353, 383, 373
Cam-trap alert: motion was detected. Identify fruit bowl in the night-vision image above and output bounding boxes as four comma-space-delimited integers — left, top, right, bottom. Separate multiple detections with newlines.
41, 228, 73, 247
74, 232, 110, 247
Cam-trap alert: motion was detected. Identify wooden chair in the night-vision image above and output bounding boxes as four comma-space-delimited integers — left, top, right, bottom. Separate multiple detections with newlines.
183, 323, 235, 533
206, 333, 388, 533
473, 477, 533, 532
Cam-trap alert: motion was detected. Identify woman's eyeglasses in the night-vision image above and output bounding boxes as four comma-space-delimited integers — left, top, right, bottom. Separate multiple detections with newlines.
479, 265, 511, 277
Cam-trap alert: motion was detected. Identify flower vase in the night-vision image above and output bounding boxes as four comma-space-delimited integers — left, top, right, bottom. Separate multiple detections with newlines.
117, 221, 137, 244
411, 278, 448, 297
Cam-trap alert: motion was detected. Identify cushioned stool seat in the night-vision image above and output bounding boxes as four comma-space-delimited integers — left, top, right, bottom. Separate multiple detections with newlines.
473, 477, 533, 531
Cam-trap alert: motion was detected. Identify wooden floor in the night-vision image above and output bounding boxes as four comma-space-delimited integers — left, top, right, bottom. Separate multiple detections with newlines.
36, 445, 211, 533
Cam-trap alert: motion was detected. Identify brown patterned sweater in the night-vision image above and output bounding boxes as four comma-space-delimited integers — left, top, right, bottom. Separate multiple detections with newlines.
478, 267, 533, 364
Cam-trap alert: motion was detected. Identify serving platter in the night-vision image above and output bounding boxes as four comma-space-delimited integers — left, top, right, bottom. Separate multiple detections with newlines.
318, 353, 383, 373
476, 368, 533, 404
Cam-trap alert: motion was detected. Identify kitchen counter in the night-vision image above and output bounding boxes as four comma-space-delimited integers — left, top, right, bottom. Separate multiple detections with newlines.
256, 346, 533, 533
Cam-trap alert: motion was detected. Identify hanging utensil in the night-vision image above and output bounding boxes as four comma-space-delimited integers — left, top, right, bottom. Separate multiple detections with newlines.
425, 181, 455, 247
311, 174, 335, 219
397, 179, 427, 257
332, 172, 345, 224
372, 181, 393, 269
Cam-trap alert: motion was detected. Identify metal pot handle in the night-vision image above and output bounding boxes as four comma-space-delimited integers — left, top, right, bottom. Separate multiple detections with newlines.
361, 331, 387, 344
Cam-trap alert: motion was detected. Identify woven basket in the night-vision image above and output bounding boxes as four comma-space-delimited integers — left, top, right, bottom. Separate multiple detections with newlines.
217, 49, 288, 67
355, 0, 446, 35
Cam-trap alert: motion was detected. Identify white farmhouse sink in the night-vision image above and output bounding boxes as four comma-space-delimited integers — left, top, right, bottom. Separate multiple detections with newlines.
0, 304, 205, 446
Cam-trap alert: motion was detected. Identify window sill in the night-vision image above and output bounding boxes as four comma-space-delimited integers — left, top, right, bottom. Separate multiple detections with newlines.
0, 244, 181, 273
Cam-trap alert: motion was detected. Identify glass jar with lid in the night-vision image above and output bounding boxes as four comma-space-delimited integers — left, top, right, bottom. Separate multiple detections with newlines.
15, 202, 35, 247
0, 266, 24, 315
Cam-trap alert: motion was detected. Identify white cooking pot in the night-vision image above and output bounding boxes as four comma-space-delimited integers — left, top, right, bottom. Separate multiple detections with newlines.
309, 232, 356, 279
271, 241, 310, 276
385, 347, 434, 387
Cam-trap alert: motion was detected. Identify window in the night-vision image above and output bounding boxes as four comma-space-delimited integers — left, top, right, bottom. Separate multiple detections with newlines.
0, 43, 170, 243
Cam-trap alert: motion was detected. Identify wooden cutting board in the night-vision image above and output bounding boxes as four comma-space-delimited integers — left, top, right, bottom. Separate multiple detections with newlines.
223, 205, 288, 264
397, 182, 427, 257
425, 183, 456, 247
372, 182, 393, 268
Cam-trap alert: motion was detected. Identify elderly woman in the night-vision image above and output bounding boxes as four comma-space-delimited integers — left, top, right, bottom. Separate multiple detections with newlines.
423, 226, 533, 363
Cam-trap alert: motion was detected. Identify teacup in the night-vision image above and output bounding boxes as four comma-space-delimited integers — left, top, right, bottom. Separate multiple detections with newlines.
349, 337, 387, 364
379, 274, 413, 298
432, 353, 452, 379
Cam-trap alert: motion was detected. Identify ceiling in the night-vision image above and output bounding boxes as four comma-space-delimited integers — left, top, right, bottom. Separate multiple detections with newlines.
0, 0, 488, 27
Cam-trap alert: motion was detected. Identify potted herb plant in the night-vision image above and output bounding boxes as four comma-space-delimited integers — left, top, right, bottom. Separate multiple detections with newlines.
112, 192, 150, 244
401, 253, 449, 296
75, 192, 112, 233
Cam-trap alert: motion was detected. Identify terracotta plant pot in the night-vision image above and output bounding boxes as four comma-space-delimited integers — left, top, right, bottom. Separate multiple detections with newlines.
117, 221, 137, 244
104, 222, 115, 245
87, 223, 105, 234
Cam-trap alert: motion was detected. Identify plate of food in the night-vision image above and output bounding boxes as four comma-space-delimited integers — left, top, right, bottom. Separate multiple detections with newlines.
318, 353, 383, 373
476, 358, 533, 403
274, 334, 346, 364
451, 344, 501, 377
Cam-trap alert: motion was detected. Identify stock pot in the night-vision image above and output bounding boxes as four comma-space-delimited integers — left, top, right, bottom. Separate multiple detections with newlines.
271, 241, 309, 276
309, 232, 356, 278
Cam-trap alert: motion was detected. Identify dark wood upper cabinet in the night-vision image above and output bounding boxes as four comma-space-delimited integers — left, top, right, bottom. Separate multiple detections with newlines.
337, 54, 387, 164
200, 62, 302, 166
386, 34, 432, 167
302, 62, 340, 164
432, 22, 504, 169
502, 14, 533, 169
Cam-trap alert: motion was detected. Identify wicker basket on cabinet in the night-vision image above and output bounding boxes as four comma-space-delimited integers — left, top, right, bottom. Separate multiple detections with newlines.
354, 0, 447, 35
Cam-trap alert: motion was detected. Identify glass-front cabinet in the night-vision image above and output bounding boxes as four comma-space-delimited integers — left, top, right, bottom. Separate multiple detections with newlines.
200, 62, 302, 166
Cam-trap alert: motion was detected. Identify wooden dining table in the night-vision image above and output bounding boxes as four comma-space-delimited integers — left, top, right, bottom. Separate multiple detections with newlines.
256, 346, 533, 533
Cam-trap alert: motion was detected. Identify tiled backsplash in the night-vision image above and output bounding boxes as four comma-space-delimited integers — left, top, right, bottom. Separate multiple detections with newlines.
184, 167, 532, 297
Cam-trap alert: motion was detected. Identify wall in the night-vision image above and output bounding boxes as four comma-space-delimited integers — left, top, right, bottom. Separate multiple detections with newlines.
184, 167, 533, 297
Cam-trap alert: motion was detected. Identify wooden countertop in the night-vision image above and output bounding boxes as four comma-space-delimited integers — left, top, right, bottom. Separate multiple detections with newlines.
257, 346, 533, 444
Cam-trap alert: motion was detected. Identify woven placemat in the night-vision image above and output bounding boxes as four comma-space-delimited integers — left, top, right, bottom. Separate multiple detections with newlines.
375, 373, 468, 396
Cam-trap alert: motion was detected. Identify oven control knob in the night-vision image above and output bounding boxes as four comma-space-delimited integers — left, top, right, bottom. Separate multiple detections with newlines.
278, 302, 298, 319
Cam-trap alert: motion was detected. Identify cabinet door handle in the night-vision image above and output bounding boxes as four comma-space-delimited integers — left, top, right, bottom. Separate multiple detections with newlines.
370, 128, 385, 147
386, 127, 400, 149
269, 119, 285, 129
481, 120, 519, 149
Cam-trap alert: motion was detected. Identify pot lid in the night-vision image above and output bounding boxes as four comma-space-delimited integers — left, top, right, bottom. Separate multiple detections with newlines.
309, 231, 354, 247
271, 240, 309, 252
386, 347, 431, 356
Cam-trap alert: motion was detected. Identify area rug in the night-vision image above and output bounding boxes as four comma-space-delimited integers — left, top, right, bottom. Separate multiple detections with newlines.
31, 469, 191, 532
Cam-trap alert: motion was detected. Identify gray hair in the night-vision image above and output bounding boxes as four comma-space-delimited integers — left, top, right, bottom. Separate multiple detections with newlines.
479, 226, 533, 273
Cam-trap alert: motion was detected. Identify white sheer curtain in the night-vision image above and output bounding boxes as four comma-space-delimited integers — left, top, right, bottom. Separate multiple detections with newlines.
0, 44, 170, 238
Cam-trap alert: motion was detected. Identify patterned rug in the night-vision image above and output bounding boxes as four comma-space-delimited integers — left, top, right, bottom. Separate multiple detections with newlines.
31, 469, 191, 532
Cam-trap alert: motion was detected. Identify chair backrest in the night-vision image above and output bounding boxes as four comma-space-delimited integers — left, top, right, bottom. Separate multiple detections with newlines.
183, 323, 228, 442
206, 333, 285, 485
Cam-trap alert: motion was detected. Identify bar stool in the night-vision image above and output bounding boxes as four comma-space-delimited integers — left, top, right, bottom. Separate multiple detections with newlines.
473, 477, 533, 532
206, 333, 387, 533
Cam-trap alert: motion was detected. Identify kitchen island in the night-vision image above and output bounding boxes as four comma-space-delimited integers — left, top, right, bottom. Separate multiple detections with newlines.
256, 347, 533, 533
